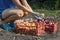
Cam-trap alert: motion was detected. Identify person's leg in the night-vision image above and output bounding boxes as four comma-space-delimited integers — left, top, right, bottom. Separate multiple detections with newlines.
2, 9, 24, 19
1, 9, 24, 24
3, 15, 20, 23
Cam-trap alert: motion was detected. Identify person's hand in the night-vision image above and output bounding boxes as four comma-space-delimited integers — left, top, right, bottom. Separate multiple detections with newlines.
23, 9, 33, 15
32, 12, 45, 17
32, 12, 40, 17
32, 12, 45, 19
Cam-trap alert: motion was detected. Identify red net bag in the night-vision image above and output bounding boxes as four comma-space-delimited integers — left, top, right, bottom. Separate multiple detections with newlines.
14, 18, 58, 36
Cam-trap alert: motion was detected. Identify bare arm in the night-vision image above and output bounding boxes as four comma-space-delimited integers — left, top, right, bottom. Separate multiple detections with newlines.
21, 0, 33, 12
12, 0, 33, 13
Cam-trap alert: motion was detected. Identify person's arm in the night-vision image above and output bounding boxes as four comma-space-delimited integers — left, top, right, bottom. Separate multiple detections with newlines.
21, 0, 33, 12
12, 0, 33, 13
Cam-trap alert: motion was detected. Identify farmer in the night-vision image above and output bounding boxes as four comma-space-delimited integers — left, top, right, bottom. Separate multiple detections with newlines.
0, 0, 33, 24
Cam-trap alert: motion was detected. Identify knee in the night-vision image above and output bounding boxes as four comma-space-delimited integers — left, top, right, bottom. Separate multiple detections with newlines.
16, 10, 24, 18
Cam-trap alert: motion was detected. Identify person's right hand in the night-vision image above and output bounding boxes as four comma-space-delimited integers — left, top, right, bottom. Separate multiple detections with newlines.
32, 12, 45, 17
32, 12, 45, 19
32, 12, 40, 16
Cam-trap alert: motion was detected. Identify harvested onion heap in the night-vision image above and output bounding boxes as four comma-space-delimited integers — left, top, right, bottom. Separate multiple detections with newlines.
15, 19, 36, 30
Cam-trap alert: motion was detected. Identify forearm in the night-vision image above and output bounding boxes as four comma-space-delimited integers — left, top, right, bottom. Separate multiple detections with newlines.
21, 0, 33, 12
12, 0, 33, 13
